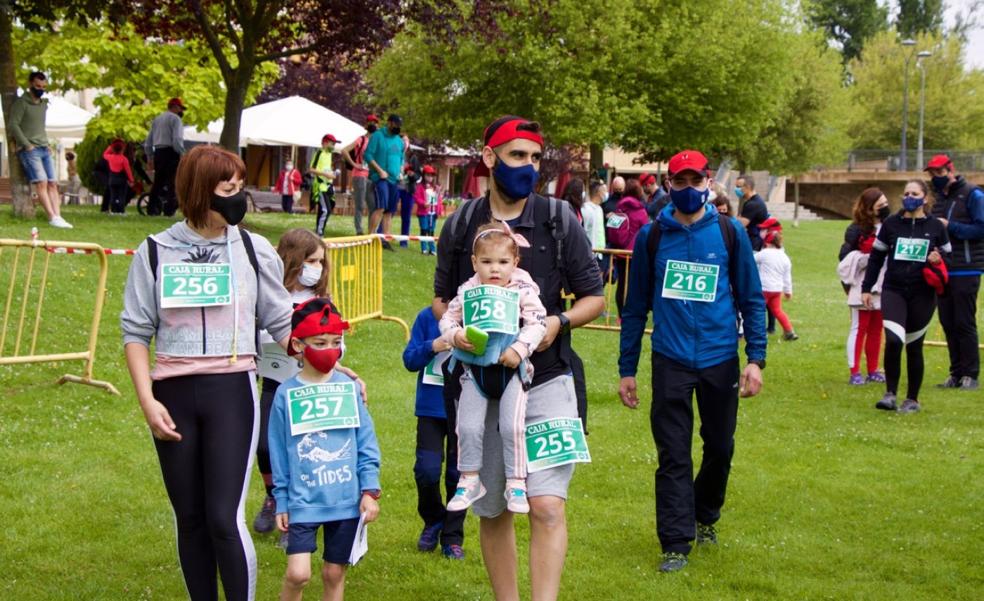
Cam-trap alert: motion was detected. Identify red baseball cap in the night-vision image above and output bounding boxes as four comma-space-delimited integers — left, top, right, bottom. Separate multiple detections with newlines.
924, 154, 952, 170
639, 172, 657, 186
668, 150, 708, 176
167, 97, 186, 109
483, 115, 544, 149
322, 133, 339, 144
289, 298, 349, 355
422, 165, 436, 175
366, 114, 380, 123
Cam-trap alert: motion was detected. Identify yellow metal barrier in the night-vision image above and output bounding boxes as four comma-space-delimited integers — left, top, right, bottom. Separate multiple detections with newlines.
322, 235, 410, 341
0, 238, 119, 394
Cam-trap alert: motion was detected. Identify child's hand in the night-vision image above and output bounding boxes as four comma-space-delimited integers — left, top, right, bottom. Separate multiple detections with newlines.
499, 348, 521, 368
276, 513, 289, 533
784, 292, 792, 300
928, 250, 942, 265
360, 495, 380, 523
452, 330, 474, 352
431, 338, 451, 353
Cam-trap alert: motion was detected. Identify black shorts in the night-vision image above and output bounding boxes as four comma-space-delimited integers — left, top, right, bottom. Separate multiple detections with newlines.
285, 517, 360, 564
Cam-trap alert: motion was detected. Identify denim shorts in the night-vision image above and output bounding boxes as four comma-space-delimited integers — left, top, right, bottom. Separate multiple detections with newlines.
18, 146, 55, 183
374, 179, 399, 214
285, 518, 360, 564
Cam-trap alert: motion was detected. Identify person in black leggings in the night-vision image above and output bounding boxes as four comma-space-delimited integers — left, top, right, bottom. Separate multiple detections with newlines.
862, 180, 951, 414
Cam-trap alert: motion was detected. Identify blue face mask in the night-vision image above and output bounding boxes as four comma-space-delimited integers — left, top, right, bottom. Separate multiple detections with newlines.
902, 195, 925, 212
492, 154, 540, 201
670, 186, 709, 214
734, 187, 745, 200
931, 175, 950, 193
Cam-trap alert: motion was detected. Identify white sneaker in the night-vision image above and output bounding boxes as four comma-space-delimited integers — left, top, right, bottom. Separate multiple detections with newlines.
447, 477, 486, 512
49, 216, 73, 229
504, 480, 530, 514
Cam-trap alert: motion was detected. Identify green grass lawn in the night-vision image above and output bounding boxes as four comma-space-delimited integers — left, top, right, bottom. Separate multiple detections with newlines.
1, 205, 982, 600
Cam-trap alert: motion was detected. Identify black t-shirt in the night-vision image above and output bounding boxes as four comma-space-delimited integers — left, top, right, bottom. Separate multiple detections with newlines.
862, 213, 950, 293
740, 194, 768, 251
435, 194, 604, 386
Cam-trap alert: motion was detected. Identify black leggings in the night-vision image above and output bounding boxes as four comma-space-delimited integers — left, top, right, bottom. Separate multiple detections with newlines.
151, 371, 258, 601
256, 377, 280, 478
881, 287, 936, 401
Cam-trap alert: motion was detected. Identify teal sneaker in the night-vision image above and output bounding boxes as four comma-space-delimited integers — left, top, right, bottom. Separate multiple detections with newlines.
659, 552, 688, 573
504, 480, 530, 514
447, 477, 486, 512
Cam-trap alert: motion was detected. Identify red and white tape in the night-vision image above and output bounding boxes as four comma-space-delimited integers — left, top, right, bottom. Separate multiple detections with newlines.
374, 234, 438, 243
45, 247, 136, 255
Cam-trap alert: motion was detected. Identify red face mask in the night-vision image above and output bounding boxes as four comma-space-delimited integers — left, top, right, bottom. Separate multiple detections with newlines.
302, 346, 342, 374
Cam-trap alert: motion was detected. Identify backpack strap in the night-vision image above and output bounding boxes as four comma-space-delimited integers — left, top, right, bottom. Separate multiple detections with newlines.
446, 196, 484, 298
646, 213, 739, 303
547, 196, 571, 290
147, 236, 159, 280
239, 230, 261, 350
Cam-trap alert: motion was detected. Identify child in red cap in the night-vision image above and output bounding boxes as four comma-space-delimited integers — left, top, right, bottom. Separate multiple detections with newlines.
414, 164, 444, 255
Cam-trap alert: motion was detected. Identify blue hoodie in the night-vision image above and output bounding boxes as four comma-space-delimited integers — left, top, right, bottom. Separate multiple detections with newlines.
403, 307, 446, 418
269, 371, 381, 524
619, 205, 767, 375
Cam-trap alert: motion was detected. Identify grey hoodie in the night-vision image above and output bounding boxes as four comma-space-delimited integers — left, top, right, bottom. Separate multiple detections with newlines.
121, 221, 293, 359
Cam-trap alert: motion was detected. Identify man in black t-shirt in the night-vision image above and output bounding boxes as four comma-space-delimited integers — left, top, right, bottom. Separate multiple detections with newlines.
736, 174, 769, 251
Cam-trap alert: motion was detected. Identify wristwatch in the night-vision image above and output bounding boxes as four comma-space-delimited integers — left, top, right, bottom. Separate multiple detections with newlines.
748, 359, 766, 370
557, 313, 571, 336
362, 489, 381, 500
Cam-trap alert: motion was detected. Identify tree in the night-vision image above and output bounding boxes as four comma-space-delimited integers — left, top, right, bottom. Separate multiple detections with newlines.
257, 56, 371, 123
122, 0, 400, 151
896, 0, 944, 38
848, 29, 984, 152
807, 0, 888, 64
1, 0, 110, 217
14, 21, 277, 142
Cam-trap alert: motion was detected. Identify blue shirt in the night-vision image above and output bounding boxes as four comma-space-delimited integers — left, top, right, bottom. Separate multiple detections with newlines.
268, 371, 381, 523
364, 129, 404, 184
403, 307, 447, 418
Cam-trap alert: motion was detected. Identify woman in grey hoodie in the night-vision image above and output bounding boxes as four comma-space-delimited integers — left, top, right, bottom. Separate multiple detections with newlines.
121, 145, 294, 601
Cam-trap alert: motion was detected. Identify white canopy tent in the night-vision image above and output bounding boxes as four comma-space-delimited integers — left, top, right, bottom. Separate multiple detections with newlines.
183, 96, 365, 148
0, 96, 94, 139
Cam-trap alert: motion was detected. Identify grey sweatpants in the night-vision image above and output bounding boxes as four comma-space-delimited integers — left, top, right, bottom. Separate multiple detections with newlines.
456, 368, 528, 480
351, 176, 375, 235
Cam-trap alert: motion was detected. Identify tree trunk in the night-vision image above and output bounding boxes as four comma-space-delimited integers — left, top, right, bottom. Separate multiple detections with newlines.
589, 142, 603, 173
0, 0, 35, 218
218, 65, 254, 153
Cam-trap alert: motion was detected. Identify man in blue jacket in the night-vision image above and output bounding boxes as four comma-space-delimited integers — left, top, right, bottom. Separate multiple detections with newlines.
618, 150, 767, 573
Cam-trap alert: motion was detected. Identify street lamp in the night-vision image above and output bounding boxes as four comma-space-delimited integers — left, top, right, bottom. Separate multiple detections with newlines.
916, 50, 932, 170
900, 38, 917, 171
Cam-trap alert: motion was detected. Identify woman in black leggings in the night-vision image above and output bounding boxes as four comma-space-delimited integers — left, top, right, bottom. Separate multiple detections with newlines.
862, 180, 951, 413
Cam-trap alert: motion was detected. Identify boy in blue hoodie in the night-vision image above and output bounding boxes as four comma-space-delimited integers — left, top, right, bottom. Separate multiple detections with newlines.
269, 298, 381, 601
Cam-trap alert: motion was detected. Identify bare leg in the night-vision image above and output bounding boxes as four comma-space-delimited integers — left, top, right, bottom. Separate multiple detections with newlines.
34, 182, 55, 219
529, 496, 567, 601
321, 562, 347, 601
280, 553, 311, 601
46, 181, 61, 217
368, 208, 384, 235
382, 212, 393, 235
479, 513, 519, 601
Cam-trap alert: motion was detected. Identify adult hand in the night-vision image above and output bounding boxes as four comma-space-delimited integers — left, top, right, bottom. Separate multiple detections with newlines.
739, 364, 763, 398
334, 364, 368, 403
452, 329, 474, 352
25, 144, 36, 152
938, 218, 949, 228
861, 292, 873, 310
378, 169, 389, 181
928, 250, 942, 265
537, 315, 561, 351
276, 513, 289, 533
499, 348, 521, 369
141, 398, 181, 441
431, 338, 451, 353
619, 376, 639, 409
360, 495, 380, 523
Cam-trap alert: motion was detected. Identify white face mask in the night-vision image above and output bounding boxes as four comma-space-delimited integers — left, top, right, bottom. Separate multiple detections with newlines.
707, 189, 718, 202
285, 163, 294, 171
298, 264, 322, 288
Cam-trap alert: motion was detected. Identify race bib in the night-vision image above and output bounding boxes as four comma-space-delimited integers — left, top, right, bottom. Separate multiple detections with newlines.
426, 189, 438, 210
160, 263, 232, 308
525, 417, 591, 473
463, 285, 520, 335
894, 237, 929, 262
422, 351, 449, 386
661, 260, 719, 302
606, 214, 627, 229
287, 382, 360, 436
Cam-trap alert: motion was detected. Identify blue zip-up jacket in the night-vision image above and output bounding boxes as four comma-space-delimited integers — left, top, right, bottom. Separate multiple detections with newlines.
403, 307, 446, 418
269, 371, 381, 523
619, 205, 767, 375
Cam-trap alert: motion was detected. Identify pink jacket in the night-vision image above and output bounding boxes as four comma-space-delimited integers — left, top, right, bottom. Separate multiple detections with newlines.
414, 184, 445, 217
439, 267, 547, 362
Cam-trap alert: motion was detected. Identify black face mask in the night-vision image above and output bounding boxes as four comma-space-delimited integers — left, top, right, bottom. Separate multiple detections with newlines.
367, 124, 377, 133
30, 86, 45, 99
178, 110, 186, 118
389, 126, 401, 135
876, 206, 891, 221
211, 190, 248, 226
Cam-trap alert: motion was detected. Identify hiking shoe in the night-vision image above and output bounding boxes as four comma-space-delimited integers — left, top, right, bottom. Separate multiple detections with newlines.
866, 371, 886, 383
849, 373, 865, 386
959, 377, 979, 390
381, 240, 395, 251
504, 482, 530, 514
898, 399, 921, 414
417, 521, 443, 552
937, 375, 961, 388
442, 543, 465, 560
783, 332, 799, 341
696, 523, 717, 545
659, 552, 688, 573
447, 477, 486, 512
252, 495, 276, 533
875, 393, 897, 411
